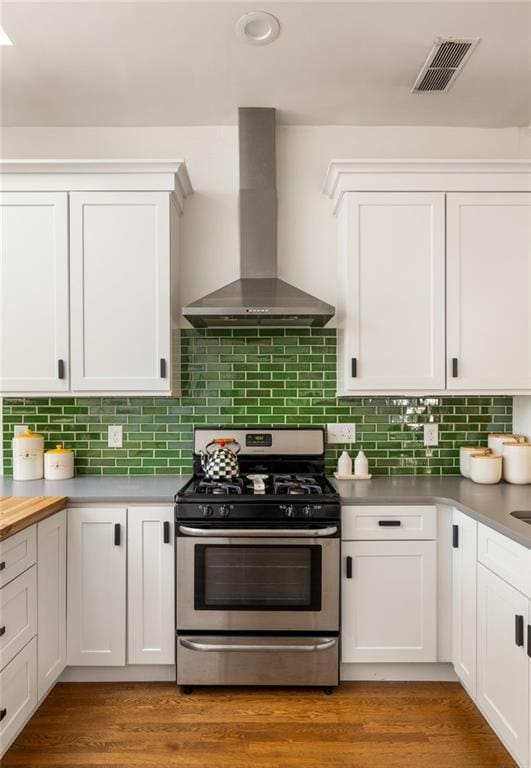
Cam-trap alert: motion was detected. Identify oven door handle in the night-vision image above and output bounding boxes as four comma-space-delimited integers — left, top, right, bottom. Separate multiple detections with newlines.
179, 638, 337, 653
177, 525, 338, 538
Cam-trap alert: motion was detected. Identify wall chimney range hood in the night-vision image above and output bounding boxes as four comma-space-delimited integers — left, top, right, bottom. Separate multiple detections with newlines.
183, 108, 335, 327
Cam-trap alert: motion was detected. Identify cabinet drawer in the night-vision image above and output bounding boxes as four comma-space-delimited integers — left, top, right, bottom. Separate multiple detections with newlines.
0, 527, 36, 588
0, 566, 37, 671
478, 523, 531, 597
0, 638, 37, 757
342, 505, 436, 540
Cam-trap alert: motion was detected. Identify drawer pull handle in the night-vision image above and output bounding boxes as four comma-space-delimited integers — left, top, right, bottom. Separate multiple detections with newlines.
515, 614, 524, 647
351, 358, 357, 378
160, 358, 167, 379
58, 359, 65, 379
0, 626, 5, 637
378, 520, 401, 527
114, 523, 121, 547
0, 561, 5, 571
452, 524, 459, 548
163, 521, 171, 544
451, 358, 458, 378
346, 556, 353, 579
528, 625, 531, 658
0, 708, 6, 722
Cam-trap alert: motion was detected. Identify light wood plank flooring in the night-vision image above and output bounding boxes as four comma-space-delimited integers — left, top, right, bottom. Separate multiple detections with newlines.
2, 681, 517, 768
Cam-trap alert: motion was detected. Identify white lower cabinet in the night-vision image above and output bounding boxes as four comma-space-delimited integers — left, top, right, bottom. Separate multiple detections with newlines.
0, 638, 37, 755
341, 539, 437, 663
127, 506, 175, 665
67, 508, 126, 666
477, 563, 529, 768
37, 510, 67, 699
451, 509, 477, 697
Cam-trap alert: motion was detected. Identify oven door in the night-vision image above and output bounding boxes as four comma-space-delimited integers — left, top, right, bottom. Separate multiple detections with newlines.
176, 526, 339, 632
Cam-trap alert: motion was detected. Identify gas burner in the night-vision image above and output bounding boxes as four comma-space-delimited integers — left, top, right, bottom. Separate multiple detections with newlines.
196, 478, 244, 495
273, 474, 324, 496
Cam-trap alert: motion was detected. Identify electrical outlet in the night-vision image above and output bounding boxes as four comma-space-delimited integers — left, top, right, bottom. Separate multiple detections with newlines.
108, 425, 123, 448
424, 423, 439, 447
327, 424, 356, 444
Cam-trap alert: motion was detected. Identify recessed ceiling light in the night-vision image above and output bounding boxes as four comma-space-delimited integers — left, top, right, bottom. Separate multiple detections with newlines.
235, 11, 280, 46
0, 25, 13, 46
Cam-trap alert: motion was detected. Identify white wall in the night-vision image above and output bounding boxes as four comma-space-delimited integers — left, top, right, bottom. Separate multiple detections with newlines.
2, 125, 530, 311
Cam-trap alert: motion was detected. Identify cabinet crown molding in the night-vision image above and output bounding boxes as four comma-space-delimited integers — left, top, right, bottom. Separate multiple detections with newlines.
0, 159, 193, 211
323, 159, 531, 211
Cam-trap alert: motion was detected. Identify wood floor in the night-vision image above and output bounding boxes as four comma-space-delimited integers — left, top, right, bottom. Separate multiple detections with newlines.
2, 681, 517, 768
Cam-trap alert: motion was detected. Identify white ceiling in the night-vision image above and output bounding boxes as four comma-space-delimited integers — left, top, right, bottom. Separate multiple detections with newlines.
1, 1, 530, 127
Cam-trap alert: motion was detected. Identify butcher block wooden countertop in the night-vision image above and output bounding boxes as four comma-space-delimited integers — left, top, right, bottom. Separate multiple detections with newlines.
0, 496, 68, 541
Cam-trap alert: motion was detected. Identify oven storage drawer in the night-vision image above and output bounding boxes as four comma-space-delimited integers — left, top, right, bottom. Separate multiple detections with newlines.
177, 635, 339, 687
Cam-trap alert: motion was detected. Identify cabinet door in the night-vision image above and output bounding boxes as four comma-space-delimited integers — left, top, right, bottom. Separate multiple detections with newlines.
0, 192, 69, 392
127, 507, 174, 664
69, 192, 170, 392
339, 193, 445, 392
477, 563, 529, 768
447, 193, 531, 390
67, 507, 126, 666
341, 540, 437, 663
37, 510, 66, 699
451, 509, 477, 697
0, 637, 37, 757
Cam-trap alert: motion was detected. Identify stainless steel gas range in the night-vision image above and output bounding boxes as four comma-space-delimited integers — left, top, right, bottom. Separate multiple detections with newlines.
174, 427, 340, 692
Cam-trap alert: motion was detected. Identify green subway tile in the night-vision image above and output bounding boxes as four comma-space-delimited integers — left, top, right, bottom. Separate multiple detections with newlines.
1, 329, 511, 476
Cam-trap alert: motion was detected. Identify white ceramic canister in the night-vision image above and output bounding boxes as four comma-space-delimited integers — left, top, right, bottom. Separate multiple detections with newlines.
469, 453, 502, 485
44, 443, 75, 480
487, 433, 525, 456
12, 428, 44, 480
459, 446, 490, 478
337, 450, 352, 476
502, 442, 531, 484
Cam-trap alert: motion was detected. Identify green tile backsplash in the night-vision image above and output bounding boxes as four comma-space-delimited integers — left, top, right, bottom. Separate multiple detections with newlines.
2, 329, 512, 476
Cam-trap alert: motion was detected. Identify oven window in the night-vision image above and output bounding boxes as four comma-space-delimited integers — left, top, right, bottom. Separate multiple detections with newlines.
194, 545, 322, 611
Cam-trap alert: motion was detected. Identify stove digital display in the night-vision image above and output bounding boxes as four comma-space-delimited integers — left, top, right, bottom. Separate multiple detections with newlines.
246, 433, 272, 447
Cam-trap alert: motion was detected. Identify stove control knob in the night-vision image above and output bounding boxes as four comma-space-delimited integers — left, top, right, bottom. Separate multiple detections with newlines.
218, 505, 230, 518
284, 505, 295, 518
303, 505, 313, 518
200, 505, 214, 518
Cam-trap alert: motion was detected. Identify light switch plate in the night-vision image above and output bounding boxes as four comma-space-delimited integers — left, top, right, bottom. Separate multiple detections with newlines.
108, 425, 123, 448
424, 423, 439, 447
327, 424, 356, 444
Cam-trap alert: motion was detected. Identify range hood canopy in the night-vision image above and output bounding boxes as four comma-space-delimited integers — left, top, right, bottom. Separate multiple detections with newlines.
183, 107, 334, 328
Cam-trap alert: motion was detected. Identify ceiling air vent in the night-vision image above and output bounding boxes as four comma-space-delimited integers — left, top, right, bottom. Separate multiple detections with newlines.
412, 37, 480, 92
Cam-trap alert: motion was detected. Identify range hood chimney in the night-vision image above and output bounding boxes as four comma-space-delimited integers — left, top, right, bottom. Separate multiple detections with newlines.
183, 107, 335, 327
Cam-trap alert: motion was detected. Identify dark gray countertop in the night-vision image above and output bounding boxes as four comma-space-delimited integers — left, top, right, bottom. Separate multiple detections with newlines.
1, 473, 530, 548
0, 475, 192, 504
331, 476, 531, 548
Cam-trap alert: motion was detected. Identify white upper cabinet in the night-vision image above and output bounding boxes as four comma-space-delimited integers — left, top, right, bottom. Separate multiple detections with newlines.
326, 161, 531, 395
69, 192, 172, 392
0, 192, 69, 392
0, 161, 191, 396
447, 193, 531, 391
336, 192, 445, 393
